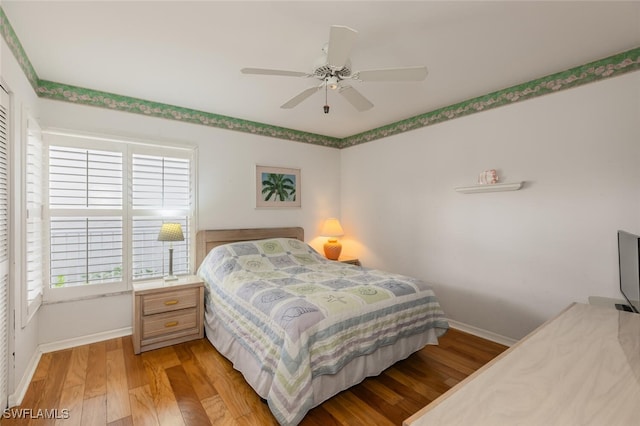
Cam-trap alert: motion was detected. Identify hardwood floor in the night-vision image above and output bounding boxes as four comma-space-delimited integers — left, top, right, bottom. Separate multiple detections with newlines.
5, 329, 506, 425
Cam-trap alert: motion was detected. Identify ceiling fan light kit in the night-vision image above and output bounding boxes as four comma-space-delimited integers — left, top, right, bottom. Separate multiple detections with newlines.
241, 25, 428, 113
326, 76, 340, 90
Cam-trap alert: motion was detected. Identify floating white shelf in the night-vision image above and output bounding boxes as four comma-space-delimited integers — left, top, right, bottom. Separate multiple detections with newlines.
455, 182, 524, 194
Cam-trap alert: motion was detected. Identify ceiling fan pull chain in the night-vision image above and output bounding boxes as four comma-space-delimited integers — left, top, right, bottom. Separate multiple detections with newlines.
324, 82, 330, 114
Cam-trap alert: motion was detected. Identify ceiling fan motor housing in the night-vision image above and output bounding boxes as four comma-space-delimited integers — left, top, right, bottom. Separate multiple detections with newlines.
312, 53, 352, 80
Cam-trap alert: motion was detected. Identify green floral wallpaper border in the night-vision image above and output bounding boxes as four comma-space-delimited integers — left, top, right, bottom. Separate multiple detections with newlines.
35, 80, 341, 147
1, 6, 639, 149
339, 48, 640, 148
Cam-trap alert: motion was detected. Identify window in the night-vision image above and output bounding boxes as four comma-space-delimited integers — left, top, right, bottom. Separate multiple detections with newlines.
42, 131, 195, 300
48, 145, 124, 287
131, 154, 191, 279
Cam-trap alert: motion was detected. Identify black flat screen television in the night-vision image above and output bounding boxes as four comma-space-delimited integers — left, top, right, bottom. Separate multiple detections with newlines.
618, 230, 640, 313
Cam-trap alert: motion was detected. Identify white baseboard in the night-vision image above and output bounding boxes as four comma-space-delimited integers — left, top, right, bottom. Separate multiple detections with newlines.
9, 327, 132, 408
8, 349, 42, 408
38, 327, 132, 354
447, 319, 517, 347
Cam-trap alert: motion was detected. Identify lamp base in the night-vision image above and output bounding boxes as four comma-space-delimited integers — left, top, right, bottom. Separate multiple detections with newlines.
164, 247, 178, 281
324, 239, 342, 260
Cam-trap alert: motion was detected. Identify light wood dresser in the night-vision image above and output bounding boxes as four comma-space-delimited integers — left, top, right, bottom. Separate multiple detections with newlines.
405, 302, 640, 425
132, 275, 204, 354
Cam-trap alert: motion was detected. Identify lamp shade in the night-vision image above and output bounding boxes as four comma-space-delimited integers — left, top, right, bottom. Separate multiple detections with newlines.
320, 218, 344, 237
157, 223, 184, 242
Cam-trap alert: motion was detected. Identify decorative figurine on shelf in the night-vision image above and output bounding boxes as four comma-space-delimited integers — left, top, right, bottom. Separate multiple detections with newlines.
478, 169, 499, 185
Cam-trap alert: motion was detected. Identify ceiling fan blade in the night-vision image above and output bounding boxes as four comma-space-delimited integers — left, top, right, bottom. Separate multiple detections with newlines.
339, 86, 374, 112
327, 25, 358, 69
354, 66, 428, 82
241, 68, 309, 77
281, 86, 322, 109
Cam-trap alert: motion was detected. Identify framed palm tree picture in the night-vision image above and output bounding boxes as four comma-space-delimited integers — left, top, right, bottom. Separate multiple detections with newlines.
256, 165, 301, 208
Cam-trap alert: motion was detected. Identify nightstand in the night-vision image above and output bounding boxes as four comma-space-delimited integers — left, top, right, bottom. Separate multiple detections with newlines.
338, 256, 361, 266
132, 275, 204, 354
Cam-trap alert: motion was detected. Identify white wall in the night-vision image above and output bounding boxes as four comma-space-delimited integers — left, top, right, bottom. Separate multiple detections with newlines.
1, 37, 41, 404
36, 99, 341, 344
341, 72, 640, 340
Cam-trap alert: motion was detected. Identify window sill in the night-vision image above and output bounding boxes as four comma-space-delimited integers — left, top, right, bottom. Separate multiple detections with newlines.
43, 289, 132, 305
43, 280, 130, 304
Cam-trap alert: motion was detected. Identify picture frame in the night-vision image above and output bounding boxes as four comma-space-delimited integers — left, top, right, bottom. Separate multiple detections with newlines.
256, 165, 301, 208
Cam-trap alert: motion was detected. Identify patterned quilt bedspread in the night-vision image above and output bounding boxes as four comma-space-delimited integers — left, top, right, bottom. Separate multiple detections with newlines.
198, 238, 448, 425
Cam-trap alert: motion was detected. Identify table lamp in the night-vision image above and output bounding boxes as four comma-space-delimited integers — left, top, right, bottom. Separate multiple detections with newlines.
320, 218, 344, 260
157, 223, 184, 281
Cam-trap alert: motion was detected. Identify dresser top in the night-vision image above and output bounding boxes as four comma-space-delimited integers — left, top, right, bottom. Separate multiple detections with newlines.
405, 302, 640, 425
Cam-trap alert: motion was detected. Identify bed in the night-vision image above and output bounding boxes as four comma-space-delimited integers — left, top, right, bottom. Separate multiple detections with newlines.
195, 227, 448, 425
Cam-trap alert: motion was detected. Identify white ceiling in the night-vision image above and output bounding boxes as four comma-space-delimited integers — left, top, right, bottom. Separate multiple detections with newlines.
3, 1, 640, 138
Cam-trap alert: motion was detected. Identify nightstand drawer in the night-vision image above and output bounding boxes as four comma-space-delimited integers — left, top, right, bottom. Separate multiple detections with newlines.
142, 307, 198, 340
142, 288, 198, 315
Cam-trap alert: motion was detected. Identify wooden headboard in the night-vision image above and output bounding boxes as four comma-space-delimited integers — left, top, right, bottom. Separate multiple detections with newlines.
195, 227, 304, 270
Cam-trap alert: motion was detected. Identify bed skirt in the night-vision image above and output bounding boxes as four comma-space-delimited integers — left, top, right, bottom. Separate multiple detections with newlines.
204, 315, 440, 416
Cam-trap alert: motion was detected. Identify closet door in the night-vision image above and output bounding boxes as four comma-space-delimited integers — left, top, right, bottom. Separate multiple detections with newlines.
0, 86, 10, 408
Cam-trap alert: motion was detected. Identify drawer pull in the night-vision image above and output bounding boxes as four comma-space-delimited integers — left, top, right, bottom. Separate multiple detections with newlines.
165, 321, 179, 328
164, 300, 179, 306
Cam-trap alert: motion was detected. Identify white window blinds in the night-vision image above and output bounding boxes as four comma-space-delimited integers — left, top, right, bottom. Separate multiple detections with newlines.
49, 217, 124, 286
0, 93, 8, 262
48, 146, 124, 287
49, 146, 123, 209
131, 154, 190, 280
24, 116, 44, 321
0, 86, 11, 408
132, 155, 190, 210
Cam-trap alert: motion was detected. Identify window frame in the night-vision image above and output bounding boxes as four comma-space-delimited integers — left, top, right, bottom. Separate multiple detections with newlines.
42, 130, 197, 303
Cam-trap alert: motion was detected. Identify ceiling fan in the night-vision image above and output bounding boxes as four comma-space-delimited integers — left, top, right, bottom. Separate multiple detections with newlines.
241, 25, 428, 113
